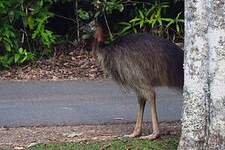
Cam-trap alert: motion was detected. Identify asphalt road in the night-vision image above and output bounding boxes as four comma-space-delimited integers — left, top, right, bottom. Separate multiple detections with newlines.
0, 80, 183, 127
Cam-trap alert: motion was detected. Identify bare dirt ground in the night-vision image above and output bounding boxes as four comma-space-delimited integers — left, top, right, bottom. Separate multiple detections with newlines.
0, 121, 180, 149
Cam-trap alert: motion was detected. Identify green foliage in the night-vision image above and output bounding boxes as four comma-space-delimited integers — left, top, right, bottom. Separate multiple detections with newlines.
0, 0, 184, 68
75, 0, 124, 42
0, 0, 56, 68
80, 0, 184, 43
0, 55, 14, 69
92, 0, 124, 16
0, 47, 33, 68
119, 2, 184, 41
14, 48, 34, 65
30, 15, 56, 47
93, 0, 124, 41
78, 9, 91, 20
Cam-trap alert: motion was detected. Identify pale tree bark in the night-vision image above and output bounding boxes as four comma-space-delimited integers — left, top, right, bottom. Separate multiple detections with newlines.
207, 0, 225, 149
179, 0, 225, 149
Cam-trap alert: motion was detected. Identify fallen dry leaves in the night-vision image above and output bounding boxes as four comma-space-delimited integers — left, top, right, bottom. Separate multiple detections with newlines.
0, 45, 108, 81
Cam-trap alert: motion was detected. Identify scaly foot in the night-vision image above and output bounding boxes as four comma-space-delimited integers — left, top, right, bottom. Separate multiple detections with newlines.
139, 131, 160, 140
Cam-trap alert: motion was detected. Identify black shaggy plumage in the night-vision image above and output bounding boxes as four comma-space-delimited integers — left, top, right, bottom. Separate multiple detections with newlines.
93, 33, 184, 94
92, 21, 183, 139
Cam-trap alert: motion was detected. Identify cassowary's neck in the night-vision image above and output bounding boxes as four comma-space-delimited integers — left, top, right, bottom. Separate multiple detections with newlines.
95, 25, 105, 43
92, 23, 106, 59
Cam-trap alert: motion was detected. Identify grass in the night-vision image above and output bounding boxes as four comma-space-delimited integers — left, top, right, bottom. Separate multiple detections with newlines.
28, 137, 178, 150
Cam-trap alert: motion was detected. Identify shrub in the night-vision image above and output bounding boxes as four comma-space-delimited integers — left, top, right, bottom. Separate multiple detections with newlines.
0, 0, 56, 68
119, 2, 184, 42
0, 0, 184, 68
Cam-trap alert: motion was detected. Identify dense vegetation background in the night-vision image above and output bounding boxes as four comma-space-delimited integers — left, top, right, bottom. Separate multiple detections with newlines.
0, 0, 183, 68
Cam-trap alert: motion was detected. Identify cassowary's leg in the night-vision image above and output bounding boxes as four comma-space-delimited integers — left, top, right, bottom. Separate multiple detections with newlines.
124, 95, 146, 138
140, 91, 160, 140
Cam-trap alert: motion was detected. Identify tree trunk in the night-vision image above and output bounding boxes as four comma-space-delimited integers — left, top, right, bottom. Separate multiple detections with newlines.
207, 1, 225, 149
179, 0, 225, 149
